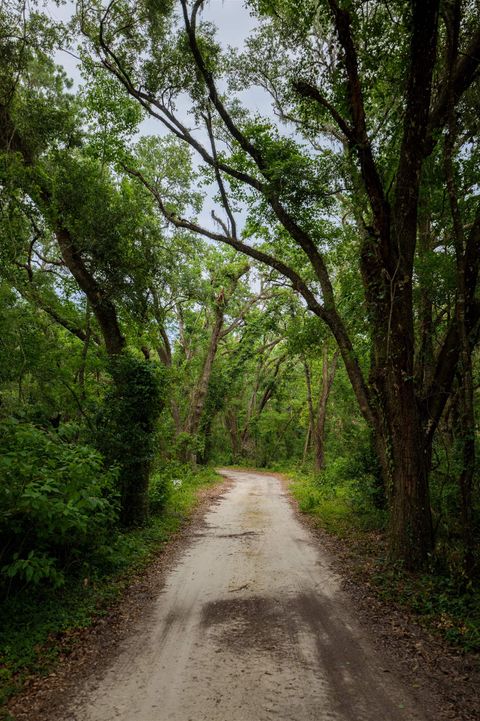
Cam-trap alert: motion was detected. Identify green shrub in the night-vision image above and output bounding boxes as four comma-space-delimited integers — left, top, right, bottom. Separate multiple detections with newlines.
0, 420, 118, 590
95, 355, 168, 526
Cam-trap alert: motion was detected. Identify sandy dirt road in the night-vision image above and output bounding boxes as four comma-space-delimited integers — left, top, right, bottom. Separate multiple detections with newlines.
63, 469, 428, 721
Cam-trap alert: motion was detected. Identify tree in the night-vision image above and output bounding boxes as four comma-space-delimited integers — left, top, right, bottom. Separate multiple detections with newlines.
151, 244, 272, 464
221, 299, 290, 462
303, 345, 339, 473
0, 9, 167, 525
83, 0, 480, 567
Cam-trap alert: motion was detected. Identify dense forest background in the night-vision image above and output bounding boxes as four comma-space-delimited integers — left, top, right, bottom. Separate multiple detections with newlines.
0, 0, 479, 700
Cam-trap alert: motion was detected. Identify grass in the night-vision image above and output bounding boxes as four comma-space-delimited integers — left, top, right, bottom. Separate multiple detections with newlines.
249, 461, 388, 535
0, 466, 222, 711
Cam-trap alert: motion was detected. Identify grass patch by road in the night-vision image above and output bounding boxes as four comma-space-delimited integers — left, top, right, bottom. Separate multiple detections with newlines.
0, 465, 221, 711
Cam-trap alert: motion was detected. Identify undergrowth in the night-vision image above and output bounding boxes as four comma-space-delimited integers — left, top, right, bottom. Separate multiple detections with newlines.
0, 464, 221, 710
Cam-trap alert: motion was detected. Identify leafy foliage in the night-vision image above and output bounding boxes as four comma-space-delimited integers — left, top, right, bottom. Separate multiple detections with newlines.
96, 355, 168, 525
0, 420, 118, 590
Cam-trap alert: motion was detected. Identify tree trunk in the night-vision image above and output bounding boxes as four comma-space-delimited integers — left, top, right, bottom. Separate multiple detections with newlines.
302, 422, 311, 465
313, 347, 339, 473
370, 280, 434, 567
382, 394, 434, 568
55, 228, 125, 356
303, 349, 339, 474
183, 304, 224, 463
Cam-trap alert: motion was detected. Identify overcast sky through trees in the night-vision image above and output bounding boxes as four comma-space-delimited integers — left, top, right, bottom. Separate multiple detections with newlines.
48, 0, 276, 237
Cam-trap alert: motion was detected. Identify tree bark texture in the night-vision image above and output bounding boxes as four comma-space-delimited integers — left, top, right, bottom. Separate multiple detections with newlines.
55, 228, 125, 356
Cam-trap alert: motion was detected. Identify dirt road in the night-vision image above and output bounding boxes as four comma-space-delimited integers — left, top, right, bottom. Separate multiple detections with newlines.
63, 469, 428, 721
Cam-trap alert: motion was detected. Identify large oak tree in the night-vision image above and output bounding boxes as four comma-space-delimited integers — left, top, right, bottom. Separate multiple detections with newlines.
81, 0, 480, 567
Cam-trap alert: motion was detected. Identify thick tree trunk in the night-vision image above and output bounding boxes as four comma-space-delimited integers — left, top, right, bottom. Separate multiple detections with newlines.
363, 244, 435, 568
373, 284, 434, 567
382, 394, 434, 568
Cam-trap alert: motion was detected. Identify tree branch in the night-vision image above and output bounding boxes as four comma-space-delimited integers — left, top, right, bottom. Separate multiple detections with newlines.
124, 164, 326, 319
293, 79, 353, 140
427, 24, 480, 143
220, 291, 274, 339
17, 285, 96, 345
392, 0, 440, 262
125, 162, 375, 427
327, 0, 389, 240
179, 0, 338, 311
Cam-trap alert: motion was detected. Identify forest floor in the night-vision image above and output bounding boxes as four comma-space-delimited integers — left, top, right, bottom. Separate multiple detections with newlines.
5, 469, 479, 721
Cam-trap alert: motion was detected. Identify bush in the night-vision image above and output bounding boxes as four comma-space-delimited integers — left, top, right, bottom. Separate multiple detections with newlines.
0, 420, 118, 590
